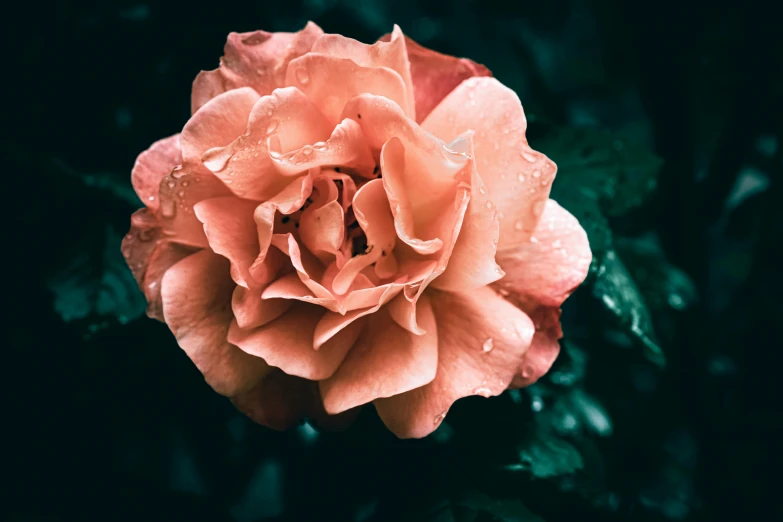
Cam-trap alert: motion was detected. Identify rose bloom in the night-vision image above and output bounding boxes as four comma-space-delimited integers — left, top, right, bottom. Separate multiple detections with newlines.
122, 22, 591, 438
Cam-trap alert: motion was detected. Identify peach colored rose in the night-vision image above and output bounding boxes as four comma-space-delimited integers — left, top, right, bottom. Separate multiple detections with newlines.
122, 22, 591, 438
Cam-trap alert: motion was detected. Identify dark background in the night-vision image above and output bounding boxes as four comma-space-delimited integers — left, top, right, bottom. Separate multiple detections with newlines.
5, 0, 781, 521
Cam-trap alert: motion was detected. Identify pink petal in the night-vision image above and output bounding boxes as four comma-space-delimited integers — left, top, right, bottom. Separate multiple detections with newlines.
430, 134, 504, 292
157, 162, 233, 248
227, 302, 363, 380
160, 250, 270, 396
269, 233, 339, 310
181, 87, 260, 165
311, 25, 415, 119
232, 285, 292, 329
331, 179, 397, 295
131, 134, 181, 212
286, 53, 409, 125
269, 118, 375, 178
191, 22, 324, 113
422, 77, 556, 250
495, 199, 591, 308
378, 32, 492, 122
203, 87, 331, 201
194, 197, 261, 288
319, 295, 438, 414
509, 305, 563, 388
374, 287, 534, 438
299, 196, 345, 262
122, 209, 197, 321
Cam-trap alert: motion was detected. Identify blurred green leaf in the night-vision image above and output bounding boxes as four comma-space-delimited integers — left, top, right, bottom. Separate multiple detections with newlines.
592, 249, 664, 366
534, 124, 662, 217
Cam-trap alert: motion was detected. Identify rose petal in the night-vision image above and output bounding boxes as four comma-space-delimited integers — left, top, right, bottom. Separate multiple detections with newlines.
299, 196, 345, 262
320, 295, 438, 414
161, 250, 271, 396
194, 197, 261, 288
230, 370, 311, 431
131, 134, 181, 212
227, 302, 363, 380
510, 305, 562, 388
331, 179, 397, 295
374, 287, 534, 438
122, 209, 197, 321
181, 87, 260, 165
312, 25, 415, 119
232, 285, 292, 329
495, 199, 591, 307
203, 87, 331, 200
270, 118, 375, 178
286, 53, 408, 125
378, 32, 492, 122
430, 134, 504, 291
191, 22, 324, 113
422, 77, 556, 250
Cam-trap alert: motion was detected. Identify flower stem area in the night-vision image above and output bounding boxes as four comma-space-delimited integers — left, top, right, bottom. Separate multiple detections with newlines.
4, 1, 780, 521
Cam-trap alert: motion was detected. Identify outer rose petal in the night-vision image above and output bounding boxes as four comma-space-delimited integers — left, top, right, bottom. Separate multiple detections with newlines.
320, 295, 438, 414
374, 287, 535, 439
161, 250, 270, 396
227, 302, 363, 380
191, 22, 324, 113
232, 285, 292, 330
311, 25, 415, 119
286, 53, 409, 125
379, 33, 492, 122
422, 77, 556, 250
181, 87, 260, 165
496, 199, 592, 308
510, 306, 562, 388
122, 209, 196, 321
131, 134, 181, 212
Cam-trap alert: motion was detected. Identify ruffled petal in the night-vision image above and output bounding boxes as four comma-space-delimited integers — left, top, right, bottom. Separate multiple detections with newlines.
422, 77, 556, 250
509, 305, 562, 388
495, 200, 591, 307
230, 370, 312, 431
378, 32, 492, 122
286, 53, 408, 125
122, 209, 197, 321
311, 25, 415, 119
202, 88, 331, 200
160, 250, 270, 396
131, 134, 181, 212
227, 302, 363, 380
269, 118, 375, 178
181, 87, 260, 164
430, 134, 503, 291
194, 197, 261, 288
191, 22, 324, 113
232, 285, 292, 330
374, 287, 534, 438
320, 295, 437, 414
298, 177, 345, 262
157, 162, 233, 248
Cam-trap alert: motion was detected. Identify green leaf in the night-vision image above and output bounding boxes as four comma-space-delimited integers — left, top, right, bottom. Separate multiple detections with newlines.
372, 490, 545, 522
47, 220, 146, 325
615, 236, 698, 313
511, 432, 584, 479
532, 124, 662, 218
592, 249, 664, 366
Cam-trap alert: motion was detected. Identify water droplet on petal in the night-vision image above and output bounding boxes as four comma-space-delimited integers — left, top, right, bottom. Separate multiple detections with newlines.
166, 180, 176, 189
485, 201, 493, 209
171, 165, 185, 179
433, 411, 447, 426
313, 141, 327, 150
147, 195, 155, 202
177, 190, 185, 197
482, 338, 494, 353
530, 236, 539, 243
302, 145, 313, 156
479, 186, 486, 195
295, 67, 310, 84
552, 239, 562, 248
521, 365, 534, 378
521, 150, 537, 163
266, 119, 279, 134
181, 180, 189, 187
473, 387, 493, 398
533, 170, 541, 178
532, 200, 545, 216
514, 220, 524, 231
518, 173, 525, 182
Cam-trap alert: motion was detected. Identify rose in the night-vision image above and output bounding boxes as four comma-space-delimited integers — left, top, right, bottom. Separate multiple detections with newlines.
122, 22, 591, 438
